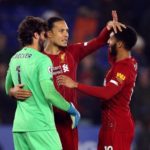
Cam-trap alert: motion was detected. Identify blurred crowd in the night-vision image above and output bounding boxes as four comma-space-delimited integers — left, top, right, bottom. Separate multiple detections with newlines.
0, 0, 150, 149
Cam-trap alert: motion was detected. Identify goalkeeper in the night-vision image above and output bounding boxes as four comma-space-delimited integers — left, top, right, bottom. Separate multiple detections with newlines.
5, 16, 80, 150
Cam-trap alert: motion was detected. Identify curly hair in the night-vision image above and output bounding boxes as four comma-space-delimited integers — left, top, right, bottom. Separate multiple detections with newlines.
114, 26, 137, 50
18, 16, 48, 46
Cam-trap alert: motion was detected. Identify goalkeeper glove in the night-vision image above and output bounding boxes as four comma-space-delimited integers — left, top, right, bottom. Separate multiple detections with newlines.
67, 103, 80, 129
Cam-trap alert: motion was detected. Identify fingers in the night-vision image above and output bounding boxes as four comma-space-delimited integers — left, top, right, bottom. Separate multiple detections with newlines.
111, 21, 117, 33
119, 23, 126, 29
17, 84, 24, 88
56, 75, 64, 86
107, 21, 126, 33
57, 75, 67, 86
112, 10, 122, 33
112, 10, 118, 22
113, 22, 124, 33
14, 89, 32, 100
107, 10, 126, 33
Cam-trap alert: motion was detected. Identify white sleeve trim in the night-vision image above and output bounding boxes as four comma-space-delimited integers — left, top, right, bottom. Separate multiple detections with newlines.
110, 79, 118, 86
84, 42, 88, 46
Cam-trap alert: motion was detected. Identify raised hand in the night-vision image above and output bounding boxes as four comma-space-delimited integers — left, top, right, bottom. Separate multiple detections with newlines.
112, 10, 118, 22
106, 10, 126, 33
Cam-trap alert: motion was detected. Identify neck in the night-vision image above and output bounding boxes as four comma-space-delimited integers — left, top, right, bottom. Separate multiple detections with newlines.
116, 49, 131, 62
44, 40, 60, 55
25, 44, 39, 51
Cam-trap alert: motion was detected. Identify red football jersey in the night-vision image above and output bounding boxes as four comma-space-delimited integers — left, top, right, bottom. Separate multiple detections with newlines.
78, 57, 138, 131
43, 27, 109, 122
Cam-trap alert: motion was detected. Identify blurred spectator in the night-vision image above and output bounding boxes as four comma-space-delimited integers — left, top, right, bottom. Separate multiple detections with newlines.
140, 9, 150, 64
42, 10, 60, 20
77, 54, 103, 125
96, 45, 110, 72
72, 6, 99, 43
132, 34, 148, 69
0, 62, 16, 124
0, 32, 16, 124
133, 67, 150, 122
132, 67, 150, 149
0, 33, 9, 61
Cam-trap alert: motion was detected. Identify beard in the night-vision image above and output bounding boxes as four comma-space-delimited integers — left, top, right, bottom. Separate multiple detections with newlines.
109, 43, 117, 56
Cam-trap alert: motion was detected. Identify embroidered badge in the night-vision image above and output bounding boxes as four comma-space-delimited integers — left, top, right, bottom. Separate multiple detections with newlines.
116, 72, 126, 83
60, 53, 65, 63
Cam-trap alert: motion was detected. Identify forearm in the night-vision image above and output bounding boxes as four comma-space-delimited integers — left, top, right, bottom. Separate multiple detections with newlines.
40, 80, 70, 111
76, 27, 110, 60
87, 27, 110, 50
96, 27, 110, 46
77, 82, 120, 100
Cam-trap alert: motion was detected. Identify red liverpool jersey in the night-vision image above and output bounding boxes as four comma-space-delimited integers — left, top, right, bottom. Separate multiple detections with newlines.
78, 57, 138, 131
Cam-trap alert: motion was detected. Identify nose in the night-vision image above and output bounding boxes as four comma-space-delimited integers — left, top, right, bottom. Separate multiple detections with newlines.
65, 32, 69, 38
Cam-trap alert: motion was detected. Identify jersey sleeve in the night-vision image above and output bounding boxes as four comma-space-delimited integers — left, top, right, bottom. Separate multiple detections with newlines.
38, 57, 70, 111
5, 67, 14, 95
69, 27, 110, 61
38, 57, 53, 82
77, 63, 130, 100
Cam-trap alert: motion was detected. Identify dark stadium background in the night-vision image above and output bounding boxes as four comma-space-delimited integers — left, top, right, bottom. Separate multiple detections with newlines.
0, 0, 150, 149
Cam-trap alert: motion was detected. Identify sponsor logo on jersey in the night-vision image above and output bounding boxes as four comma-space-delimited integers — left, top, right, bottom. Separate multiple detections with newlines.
62, 64, 69, 72
48, 66, 53, 74
48, 64, 69, 75
116, 72, 126, 83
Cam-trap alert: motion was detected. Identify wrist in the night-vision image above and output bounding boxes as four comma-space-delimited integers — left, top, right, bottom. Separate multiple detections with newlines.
106, 21, 111, 31
8, 88, 13, 97
74, 82, 78, 88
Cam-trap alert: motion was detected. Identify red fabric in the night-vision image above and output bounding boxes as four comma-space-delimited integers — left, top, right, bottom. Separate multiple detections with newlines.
77, 57, 137, 149
42, 27, 109, 150
57, 124, 78, 150
98, 125, 134, 150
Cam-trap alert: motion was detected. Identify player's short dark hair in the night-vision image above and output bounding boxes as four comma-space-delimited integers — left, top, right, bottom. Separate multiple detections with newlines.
114, 26, 137, 50
18, 16, 48, 46
47, 16, 65, 30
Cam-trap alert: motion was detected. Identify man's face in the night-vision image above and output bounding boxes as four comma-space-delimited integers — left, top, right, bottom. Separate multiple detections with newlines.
107, 32, 118, 57
38, 31, 46, 51
48, 21, 69, 48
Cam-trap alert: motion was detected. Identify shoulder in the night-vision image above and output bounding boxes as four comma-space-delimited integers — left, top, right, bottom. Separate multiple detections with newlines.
66, 43, 83, 51
114, 58, 137, 78
116, 57, 136, 67
39, 53, 52, 64
119, 57, 137, 72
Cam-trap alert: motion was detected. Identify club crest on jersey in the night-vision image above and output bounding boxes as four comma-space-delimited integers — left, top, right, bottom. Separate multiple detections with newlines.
60, 53, 66, 63
116, 72, 126, 83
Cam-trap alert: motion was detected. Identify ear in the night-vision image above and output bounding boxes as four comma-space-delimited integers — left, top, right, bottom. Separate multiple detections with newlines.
33, 32, 39, 39
47, 31, 53, 38
116, 41, 123, 48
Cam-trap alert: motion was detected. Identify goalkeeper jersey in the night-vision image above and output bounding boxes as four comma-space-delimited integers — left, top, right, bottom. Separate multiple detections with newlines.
5, 47, 69, 132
